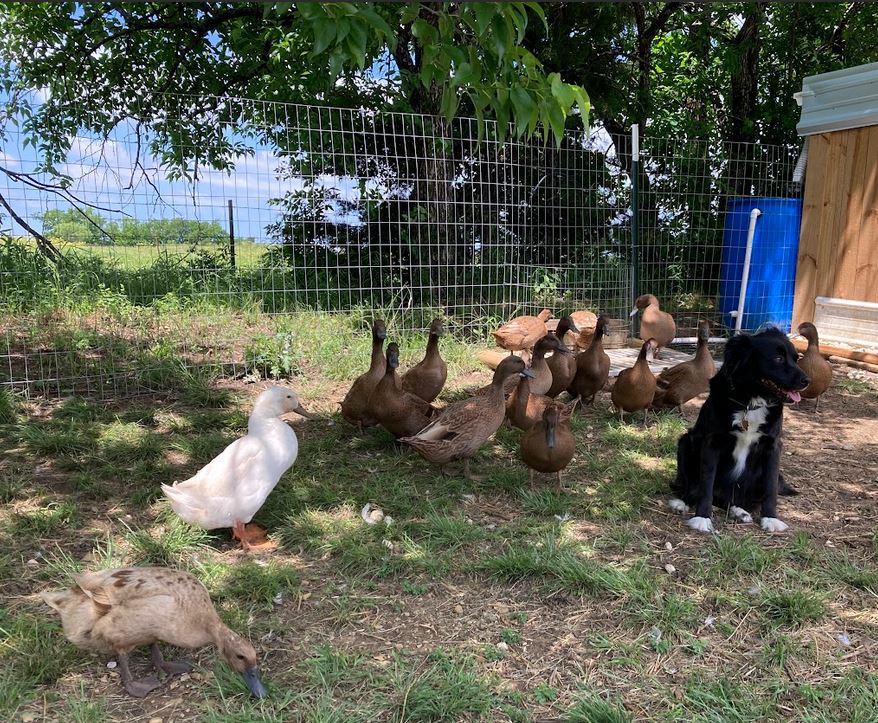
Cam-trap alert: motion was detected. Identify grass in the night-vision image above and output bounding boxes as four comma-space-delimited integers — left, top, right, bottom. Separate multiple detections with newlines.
1, 303, 877, 721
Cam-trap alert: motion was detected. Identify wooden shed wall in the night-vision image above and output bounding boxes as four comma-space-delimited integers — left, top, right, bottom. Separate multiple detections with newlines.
792, 125, 878, 326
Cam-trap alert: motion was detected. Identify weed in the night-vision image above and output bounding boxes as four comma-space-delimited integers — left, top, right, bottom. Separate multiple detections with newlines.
401, 580, 429, 596
761, 590, 826, 627
0, 609, 81, 716
211, 560, 301, 610
500, 628, 522, 645
709, 534, 775, 576
125, 518, 212, 566
0, 389, 19, 424
533, 683, 559, 704
828, 554, 878, 595
567, 691, 632, 722
10, 500, 80, 536
400, 648, 497, 721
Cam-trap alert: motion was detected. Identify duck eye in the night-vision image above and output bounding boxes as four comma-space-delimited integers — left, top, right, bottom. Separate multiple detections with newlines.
287, 395, 292, 399
236, 653, 246, 660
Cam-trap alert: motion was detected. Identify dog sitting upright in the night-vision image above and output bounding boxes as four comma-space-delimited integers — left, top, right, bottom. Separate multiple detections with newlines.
669, 327, 809, 533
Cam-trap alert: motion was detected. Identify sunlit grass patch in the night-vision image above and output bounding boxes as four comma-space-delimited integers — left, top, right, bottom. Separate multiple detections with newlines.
9, 499, 80, 537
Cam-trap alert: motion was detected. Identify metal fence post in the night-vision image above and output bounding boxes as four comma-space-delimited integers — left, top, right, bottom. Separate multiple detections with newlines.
228, 199, 236, 270
630, 123, 640, 337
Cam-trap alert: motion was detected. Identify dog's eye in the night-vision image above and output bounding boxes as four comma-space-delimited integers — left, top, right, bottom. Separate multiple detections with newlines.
774, 355, 784, 364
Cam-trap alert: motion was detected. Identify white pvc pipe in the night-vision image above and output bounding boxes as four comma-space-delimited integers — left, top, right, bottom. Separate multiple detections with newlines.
732, 208, 761, 332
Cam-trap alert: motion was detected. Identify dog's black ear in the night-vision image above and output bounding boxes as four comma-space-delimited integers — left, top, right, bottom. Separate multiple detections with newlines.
722, 333, 753, 377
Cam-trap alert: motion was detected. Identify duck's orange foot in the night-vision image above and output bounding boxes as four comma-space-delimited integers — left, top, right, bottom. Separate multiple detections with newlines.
232, 522, 278, 552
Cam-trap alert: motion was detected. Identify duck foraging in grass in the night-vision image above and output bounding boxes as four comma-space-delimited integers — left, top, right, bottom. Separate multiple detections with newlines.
401, 355, 533, 479
162, 385, 312, 551
41, 567, 267, 699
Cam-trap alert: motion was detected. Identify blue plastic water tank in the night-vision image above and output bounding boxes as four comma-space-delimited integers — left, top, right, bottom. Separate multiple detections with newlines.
718, 197, 802, 332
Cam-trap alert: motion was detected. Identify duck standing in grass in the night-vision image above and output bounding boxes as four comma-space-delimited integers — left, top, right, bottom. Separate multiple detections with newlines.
546, 315, 580, 398
797, 322, 832, 411
162, 385, 312, 550
521, 401, 576, 487
611, 338, 657, 426
629, 294, 675, 358
569, 314, 611, 404
371, 342, 435, 438
529, 334, 569, 396
402, 318, 448, 403
651, 320, 716, 410
42, 567, 267, 699
340, 319, 387, 429
401, 355, 532, 479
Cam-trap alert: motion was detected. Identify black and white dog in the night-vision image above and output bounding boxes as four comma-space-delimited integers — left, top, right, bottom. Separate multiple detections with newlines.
669, 327, 809, 533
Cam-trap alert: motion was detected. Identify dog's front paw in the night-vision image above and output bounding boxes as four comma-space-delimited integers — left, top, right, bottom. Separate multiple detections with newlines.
687, 516, 714, 533
667, 498, 690, 514
760, 517, 789, 533
729, 506, 753, 524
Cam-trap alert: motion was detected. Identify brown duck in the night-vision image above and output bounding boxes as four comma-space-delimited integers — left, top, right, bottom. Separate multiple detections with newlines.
41, 567, 267, 699
521, 402, 577, 487
569, 314, 611, 404
507, 372, 570, 431
370, 342, 434, 438
651, 320, 716, 409
546, 315, 580, 398
529, 334, 569, 396
401, 356, 533, 478
629, 294, 675, 357
492, 309, 552, 353
611, 338, 657, 425
797, 322, 832, 411
402, 318, 447, 403
340, 320, 386, 429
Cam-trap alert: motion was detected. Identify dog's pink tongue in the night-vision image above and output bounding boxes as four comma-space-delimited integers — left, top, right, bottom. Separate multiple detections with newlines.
787, 390, 802, 403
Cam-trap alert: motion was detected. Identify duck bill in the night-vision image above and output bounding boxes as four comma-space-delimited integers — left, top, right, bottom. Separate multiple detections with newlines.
243, 667, 268, 699
545, 425, 556, 449
293, 403, 315, 419
628, 306, 639, 317
521, 369, 536, 379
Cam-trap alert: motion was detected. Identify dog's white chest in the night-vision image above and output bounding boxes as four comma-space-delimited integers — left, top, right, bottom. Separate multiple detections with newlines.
730, 397, 772, 479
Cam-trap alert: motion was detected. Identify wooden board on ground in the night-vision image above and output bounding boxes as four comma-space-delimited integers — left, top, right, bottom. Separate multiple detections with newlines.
478, 346, 722, 378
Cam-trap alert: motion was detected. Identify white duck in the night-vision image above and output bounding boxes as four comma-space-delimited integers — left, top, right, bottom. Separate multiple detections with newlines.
162, 385, 312, 550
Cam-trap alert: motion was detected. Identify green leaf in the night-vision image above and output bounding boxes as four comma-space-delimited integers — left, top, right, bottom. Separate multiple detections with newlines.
550, 73, 575, 110
545, 101, 566, 146
311, 20, 336, 56
510, 85, 536, 137
471, 3, 496, 35
440, 87, 459, 122
490, 13, 513, 59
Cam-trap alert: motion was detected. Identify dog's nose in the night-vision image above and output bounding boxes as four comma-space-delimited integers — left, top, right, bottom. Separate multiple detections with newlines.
799, 374, 810, 388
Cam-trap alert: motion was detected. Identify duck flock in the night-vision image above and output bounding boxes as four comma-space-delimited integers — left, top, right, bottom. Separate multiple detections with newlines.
40, 296, 835, 700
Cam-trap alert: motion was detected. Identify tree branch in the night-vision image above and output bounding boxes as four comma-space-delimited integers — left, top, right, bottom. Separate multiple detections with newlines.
0, 189, 62, 263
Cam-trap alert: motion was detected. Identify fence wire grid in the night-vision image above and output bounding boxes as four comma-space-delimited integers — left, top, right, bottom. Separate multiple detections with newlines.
0, 96, 802, 399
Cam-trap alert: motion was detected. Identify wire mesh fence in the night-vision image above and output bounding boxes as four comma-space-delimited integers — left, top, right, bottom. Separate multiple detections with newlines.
0, 95, 802, 399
